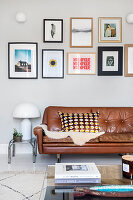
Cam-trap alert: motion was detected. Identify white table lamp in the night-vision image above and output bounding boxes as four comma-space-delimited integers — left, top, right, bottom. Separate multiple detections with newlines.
13, 103, 40, 140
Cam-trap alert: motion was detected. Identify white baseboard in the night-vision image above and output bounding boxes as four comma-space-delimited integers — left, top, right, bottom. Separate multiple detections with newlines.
0, 143, 32, 154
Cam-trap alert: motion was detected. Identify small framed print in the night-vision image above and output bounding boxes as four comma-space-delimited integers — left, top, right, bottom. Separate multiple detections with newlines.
67, 52, 96, 75
43, 19, 63, 43
125, 44, 133, 77
42, 49, 64, 78
8, 42, 38, 79
98, 46, 123, 76
99, 17, 122, 43
70, 18, 93, 48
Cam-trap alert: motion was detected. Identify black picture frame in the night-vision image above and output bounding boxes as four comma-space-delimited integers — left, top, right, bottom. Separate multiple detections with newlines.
42, 49, 64, 78
43, 19, 63, 43
98, 46, 123, 76
8, 42, 38, 79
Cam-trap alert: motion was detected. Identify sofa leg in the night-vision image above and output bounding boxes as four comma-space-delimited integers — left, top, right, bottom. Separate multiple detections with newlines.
57, 154, 61, 163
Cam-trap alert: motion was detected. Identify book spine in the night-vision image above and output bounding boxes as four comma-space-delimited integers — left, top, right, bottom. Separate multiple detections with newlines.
55, 178, 101, 184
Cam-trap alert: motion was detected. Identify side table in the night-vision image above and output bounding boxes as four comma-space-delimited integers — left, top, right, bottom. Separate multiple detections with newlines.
8, 138, 37, 164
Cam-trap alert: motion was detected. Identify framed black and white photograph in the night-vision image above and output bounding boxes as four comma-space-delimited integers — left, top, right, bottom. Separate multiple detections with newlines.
43, 19, 63, 43
98, 46, 123, 76
8, 42, 38, 79
70, 18, 93, 48
42, 49, 64, 78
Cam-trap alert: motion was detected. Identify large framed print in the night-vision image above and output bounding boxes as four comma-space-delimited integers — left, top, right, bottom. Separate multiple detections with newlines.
125, 44, 133, 77
67, 52, 96, 75
42, 49, 64, 78
70, 18, 93, 48
43, 19, 63, 43
98, 46, 123, 76
99, 17, 122, 43
8, 42, 38, 79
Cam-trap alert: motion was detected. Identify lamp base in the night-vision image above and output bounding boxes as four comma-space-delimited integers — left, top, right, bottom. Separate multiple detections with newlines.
20, 118, 31, 140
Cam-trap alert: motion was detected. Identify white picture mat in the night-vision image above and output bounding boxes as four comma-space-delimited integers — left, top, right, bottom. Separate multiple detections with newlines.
128, 47, 133, 73
101, 19, 121, 41
72, 19, 92, 46
68, 53, 96, 74
102, 51, 118, 71
45, 21, 62, 41
43, 51, 63, 77
10, 44, 37, 78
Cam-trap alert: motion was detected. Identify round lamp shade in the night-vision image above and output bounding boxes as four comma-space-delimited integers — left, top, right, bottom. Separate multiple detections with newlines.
126, 13, 133, 24
13, 103, 40, 118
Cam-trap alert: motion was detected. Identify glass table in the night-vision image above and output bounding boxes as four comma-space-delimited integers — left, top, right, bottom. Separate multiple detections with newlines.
40, 165, 133, 200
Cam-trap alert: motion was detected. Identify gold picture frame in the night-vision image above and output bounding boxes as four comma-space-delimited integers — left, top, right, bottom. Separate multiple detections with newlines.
70, 18, 93, 48
67, 52, 96, 75
99, 17, 122, 43
125, 44, 133, 77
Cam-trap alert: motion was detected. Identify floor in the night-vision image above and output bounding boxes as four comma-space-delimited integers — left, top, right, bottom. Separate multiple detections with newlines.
0, 153, 122, 200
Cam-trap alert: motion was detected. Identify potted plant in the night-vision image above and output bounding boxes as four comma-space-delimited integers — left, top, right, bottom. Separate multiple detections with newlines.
13, 128, 23, 142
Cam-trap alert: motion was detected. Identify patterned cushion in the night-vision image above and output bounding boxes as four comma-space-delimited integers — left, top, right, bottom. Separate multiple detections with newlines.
58, 111, 100, 133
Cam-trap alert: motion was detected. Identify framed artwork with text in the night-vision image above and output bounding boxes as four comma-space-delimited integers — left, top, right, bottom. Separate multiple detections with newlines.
99, 17, 122, 43
98, 46, 123, 76
67, 52, 96, 75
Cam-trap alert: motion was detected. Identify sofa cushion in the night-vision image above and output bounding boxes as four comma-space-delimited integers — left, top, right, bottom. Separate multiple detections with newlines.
58, 111, 100, 133
99, 132, 133, 142
43, 106, 133, 133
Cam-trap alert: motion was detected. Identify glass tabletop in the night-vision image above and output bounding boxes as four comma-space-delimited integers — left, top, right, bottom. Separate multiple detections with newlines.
39, 165, 133, 200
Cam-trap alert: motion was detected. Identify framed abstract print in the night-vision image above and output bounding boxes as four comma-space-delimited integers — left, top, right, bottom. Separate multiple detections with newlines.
43, 19, 63, 43
67, 52, 96, 75
8, 42, 38, 79
125, 44, 133, 77
42, 49, 64, 78
99, 17, 122, 43
98, 46, 123, 76
70, 18, 93, 48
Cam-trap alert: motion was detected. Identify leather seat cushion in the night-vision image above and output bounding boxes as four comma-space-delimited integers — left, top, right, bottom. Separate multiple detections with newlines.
99, 132, 133, 142
43, 135, 99, 143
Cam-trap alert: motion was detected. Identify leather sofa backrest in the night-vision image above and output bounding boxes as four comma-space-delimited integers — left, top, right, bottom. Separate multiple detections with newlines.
43, 106, 133, 133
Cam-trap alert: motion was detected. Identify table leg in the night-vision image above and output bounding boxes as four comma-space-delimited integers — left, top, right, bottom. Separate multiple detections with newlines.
8, 140, 13, 164
30, 138, 37, 163
12, 142, 15, 157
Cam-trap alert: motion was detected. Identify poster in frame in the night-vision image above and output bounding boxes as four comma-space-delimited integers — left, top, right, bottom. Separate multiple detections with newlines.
67, 52, 96, 75
99, 17, 122, 43
42, 49, 64, 78
98, 46, 123, 76
125, 44, 133, 77
70, 18, 93, 48
8, 42, 38, 79
43, 19, 63, 43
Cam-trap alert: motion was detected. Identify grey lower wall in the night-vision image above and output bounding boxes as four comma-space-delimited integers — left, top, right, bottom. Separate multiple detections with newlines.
0, 0, 133, 143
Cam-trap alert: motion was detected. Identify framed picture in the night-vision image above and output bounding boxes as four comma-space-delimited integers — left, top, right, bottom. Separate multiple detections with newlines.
8, 42, 38, 79
98, 46, 123, 76
42, 49, 64, 78
67, 52, 96, 75
125, 44, 133, 77
70, 18, 93, 48
43, 19, 63, 43
99, 17, 122, 43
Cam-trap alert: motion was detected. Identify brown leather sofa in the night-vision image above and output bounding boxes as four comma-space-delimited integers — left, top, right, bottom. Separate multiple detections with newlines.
34, 106, 133, 162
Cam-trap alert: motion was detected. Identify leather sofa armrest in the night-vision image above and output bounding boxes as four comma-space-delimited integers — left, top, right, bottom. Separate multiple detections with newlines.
34, 126, 44, 154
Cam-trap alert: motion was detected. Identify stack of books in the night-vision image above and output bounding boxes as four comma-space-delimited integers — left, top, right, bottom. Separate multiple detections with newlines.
55, 163, 101, 184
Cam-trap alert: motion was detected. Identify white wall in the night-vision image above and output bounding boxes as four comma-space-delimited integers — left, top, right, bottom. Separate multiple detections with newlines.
0, 0, 133, 143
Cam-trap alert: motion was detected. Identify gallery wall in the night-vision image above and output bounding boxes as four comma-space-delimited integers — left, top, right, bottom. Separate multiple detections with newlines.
0, 0, 133, 143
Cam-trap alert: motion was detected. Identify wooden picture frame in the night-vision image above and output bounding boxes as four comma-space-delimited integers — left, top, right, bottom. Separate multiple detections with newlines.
125, 44, 133, 77
42, 49, 64, 78
67, 52, 96, 75
70, 18, 93, 48
99, 17, 122, 43
8, 42, 38, 79
98, 46, 123, 76
43, 19, 63, 43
